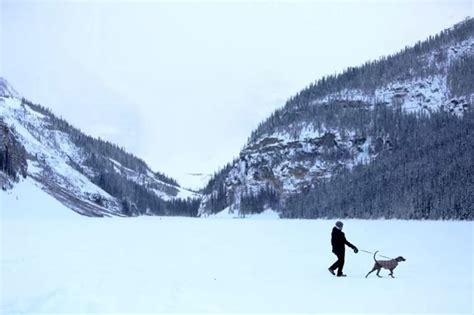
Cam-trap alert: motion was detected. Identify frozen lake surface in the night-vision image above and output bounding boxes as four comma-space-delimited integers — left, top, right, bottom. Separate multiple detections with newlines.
1, 179, 473, 314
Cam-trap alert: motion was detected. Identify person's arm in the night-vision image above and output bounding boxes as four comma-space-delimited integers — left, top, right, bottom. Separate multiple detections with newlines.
344, 236, 358, 253
345, 239, 355, 249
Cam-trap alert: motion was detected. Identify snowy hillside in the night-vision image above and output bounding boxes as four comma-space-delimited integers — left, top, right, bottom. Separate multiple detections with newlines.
1, 177, 79, 219
0, 77, 20, 98
0, 79, 200, 217
1, 207, 472, 313
199, 18, 474, 217
311, 37, 474, 115
313, 73, 471, 115
0, 96, 121, 216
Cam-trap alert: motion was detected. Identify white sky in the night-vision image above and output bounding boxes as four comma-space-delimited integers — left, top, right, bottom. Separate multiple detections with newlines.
1, 0, 471, 189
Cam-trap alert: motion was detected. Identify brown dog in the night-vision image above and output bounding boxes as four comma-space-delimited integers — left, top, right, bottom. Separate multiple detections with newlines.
365, 251, 406, 278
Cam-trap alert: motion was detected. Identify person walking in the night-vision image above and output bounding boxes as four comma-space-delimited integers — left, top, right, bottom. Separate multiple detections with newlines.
328, 221, 358, 277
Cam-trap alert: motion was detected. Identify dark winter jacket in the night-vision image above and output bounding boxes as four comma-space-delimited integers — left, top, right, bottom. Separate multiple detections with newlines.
331, 227, 356, 255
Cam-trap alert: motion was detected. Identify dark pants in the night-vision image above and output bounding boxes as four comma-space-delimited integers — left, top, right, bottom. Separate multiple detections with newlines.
329, 252, 345, 276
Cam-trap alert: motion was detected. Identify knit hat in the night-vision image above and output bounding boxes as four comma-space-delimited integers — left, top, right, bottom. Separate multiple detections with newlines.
335, 221, 343, 229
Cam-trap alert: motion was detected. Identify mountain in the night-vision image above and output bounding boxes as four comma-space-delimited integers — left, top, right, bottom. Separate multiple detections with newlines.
0, 79, 200, 217
199, 18, 474, 220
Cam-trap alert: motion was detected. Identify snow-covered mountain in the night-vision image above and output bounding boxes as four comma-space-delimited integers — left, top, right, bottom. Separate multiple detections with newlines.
0, 80, 200, 217
199, 18, 474, 218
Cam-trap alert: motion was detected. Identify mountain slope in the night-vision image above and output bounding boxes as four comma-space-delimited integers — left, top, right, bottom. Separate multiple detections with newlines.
0, 80, 200, 217
199, 18, 474, 219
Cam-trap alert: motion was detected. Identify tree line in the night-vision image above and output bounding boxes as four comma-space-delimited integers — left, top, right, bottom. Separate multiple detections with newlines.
0, 119, 27, 186
280, 105, 474, 220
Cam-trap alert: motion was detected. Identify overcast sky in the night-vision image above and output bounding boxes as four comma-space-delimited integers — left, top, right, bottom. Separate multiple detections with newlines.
1, 0, 471, 189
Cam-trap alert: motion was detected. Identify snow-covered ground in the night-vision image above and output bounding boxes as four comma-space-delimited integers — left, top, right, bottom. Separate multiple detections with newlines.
1, 182, 473, 314
206, 207, 281, 219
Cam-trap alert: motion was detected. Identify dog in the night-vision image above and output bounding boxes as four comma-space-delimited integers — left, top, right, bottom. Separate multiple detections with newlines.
365, 251, 406, 278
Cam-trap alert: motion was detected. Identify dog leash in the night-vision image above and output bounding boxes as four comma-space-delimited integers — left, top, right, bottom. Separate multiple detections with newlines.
359, 249, 392, 260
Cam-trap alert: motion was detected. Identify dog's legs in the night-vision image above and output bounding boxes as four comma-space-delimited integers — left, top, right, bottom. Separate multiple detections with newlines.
365, 266, 377, 278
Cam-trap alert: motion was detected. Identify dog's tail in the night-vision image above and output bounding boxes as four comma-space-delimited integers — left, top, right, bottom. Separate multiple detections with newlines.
373, 250, 379, 262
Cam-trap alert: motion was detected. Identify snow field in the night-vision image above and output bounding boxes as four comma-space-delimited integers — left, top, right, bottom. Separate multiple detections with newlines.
1, 183, 473, 314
